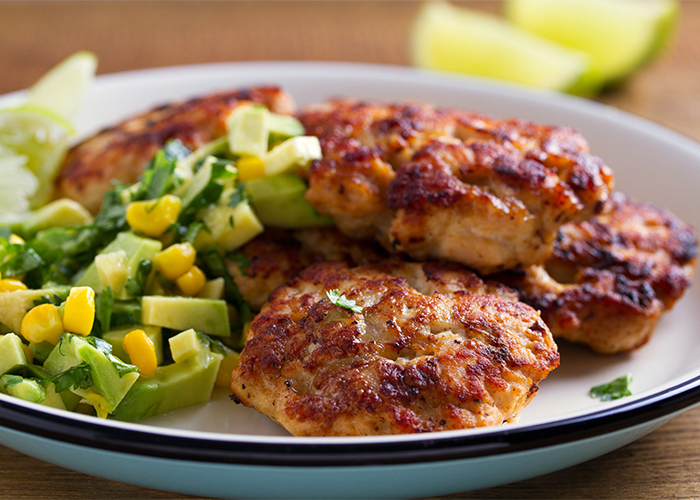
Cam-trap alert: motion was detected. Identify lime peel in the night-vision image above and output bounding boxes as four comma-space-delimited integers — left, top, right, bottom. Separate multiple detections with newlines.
411, 1, 597, 95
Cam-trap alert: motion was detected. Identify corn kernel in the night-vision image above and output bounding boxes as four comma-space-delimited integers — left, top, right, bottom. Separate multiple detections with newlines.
126, 195, 181, 237
9, 234, 24, 245
175, 265, 206, 296
0, 279, 28, 292
122, 329, 158, 377
20, 304, 64, 345
236, 156, 266, 183
63, 286, 96, 336
154, 242, 197, 281
215, 352, 240, 389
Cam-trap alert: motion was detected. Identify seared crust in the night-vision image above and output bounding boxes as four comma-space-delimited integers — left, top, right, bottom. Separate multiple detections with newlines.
299, 99, 614, 274
498, 193, 697, 354
227, 228, 386, 310
55, 87, 295, 213
231, 261, 559, 436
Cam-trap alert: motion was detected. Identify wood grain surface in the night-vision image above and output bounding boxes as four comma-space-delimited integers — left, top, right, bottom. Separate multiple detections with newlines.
1, 1, 699, 499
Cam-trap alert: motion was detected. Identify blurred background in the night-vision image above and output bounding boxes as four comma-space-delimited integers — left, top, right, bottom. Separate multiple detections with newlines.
1, 1, 700, 499
1, 1, 699, 141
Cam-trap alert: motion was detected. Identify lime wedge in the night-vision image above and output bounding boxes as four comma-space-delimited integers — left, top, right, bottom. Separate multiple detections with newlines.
411, 2, 595, 95
0, 146, 39, 219
27, 51, 98, 122
505, 0, 678, 86
0, 105, 74, 208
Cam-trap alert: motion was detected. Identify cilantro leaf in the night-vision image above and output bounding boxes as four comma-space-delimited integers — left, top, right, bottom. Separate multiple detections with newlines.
124, 260, 152, 297
94, 287, 115, 336
590, 374, 632, 401
227, 251, 250, 276
2, 374, 24, 388
326, 289, 363, 314
133, 140, 190, 201
45, 363, 94, 393
196, 331, 228, 355
227, 184, 249, 208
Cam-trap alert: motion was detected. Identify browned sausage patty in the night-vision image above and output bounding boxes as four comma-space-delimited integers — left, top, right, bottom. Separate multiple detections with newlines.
497, 192, 697, 354
231, 260, 559, 436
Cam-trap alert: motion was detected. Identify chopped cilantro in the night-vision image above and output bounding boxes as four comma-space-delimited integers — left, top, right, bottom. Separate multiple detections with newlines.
590, 374, 632, 401
227, 251, 250, 276
196, 331, 228, 355
2, 374, 24, 388
326, 289, 363, 314
124, 260, 152, 297
227, 184, 249, 208
45, 363, 94, 393
94, 287, 115, 336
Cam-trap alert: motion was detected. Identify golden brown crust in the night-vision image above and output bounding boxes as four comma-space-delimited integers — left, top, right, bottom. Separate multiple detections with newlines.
497, 193, 697, 354
298, 99, 614, 274
231, 261, 559, 436
226, 227, 386, 310
55, 87, 295, 213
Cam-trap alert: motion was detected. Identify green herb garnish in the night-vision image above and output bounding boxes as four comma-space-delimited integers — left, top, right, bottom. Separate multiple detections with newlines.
326, 289, 362, 314
45, 363, 94, 393
590, 374, 632, 401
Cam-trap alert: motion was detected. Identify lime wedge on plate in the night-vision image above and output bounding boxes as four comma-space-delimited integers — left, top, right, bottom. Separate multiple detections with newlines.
411, 1, 596, 95
505, 0, 678, 87
27, 51, 98, 122
0, 105, 75, 209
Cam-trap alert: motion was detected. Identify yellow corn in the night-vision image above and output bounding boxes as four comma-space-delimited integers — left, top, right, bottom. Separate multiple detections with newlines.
236, 156, 266, 183
122, 329, 158, 377
0, 279, 28, 292
154, 242, 196, 280
9, 234, 24, 245
215, 352, 240, 389
20, 304, 64, 345
125, 195, 181, 237
175, 265, 206, 296
62, 286, 96, 336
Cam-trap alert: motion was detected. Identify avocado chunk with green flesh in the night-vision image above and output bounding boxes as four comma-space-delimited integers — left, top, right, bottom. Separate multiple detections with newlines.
103, 325, 163, 366
75, 231, 162, 299
43, 334, 140, 415
0, 287, 70, 334
246, 173, 334, 229
22, 356, 81, 410
228, 105, 269, 158
13, 198, 93, 238
28, 341, 54, 365
141, 296, 231, 337
110, 300, 142, 329
0, 334, 29, 376
200, 200, 264, 252
179, 157, 228, 214
267, 114, 305, 145
262, 136, 321, 176
110, 339, 222, 421
176, 136, 229, 178
0, 374, 46, 403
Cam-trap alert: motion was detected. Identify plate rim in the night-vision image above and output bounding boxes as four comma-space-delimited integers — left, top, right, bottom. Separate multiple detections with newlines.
1, 60, 700, 468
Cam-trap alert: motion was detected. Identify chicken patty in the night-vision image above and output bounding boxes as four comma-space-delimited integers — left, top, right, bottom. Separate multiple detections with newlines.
231, 261, 559, 436
227, 228, 386, 311
299, 100, 614, 274
497, 193, 697, 354
55, 86, 295, 212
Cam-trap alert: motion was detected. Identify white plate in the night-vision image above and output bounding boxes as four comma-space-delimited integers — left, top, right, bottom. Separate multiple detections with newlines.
1, 62, 699, 499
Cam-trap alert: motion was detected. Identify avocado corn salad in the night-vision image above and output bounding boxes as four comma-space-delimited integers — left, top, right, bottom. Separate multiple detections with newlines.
0, 105, 327, 421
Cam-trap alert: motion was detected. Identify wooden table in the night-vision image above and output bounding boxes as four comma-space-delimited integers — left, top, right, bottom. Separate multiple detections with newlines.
1, 2, 699, 498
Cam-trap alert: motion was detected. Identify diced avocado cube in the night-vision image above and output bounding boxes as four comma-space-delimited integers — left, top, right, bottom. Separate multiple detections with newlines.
95, 250, 129, 293
200, 200, 264, 251
227, 105, 269, 158
28, 341, 55, 365
76, 231, 162, 299
246, 173, 334, 229
0, 374, 46, 403
39, 382, 67, 410
141, 296, 231, 337
22, 362, 80, 411
110, 348, 222, 422
0, 334, 28, 376
168, 329, 203, 363
14, 199, 93, 238
43, 334, 140, 415
197, 278, 225, 300
0, 287, 70, 334
103, 325, 163, 366
267, 113, 305, 144
263, 136, 321, 176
